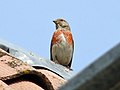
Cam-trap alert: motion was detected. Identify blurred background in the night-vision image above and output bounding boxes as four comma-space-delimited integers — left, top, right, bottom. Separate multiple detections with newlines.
0, 0, 120, 73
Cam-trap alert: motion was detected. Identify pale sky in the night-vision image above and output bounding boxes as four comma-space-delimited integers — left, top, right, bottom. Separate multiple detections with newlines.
0, 0, 120, 73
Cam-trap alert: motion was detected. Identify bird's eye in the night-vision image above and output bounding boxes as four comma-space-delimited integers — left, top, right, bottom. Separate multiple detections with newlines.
60, 19, 64, 21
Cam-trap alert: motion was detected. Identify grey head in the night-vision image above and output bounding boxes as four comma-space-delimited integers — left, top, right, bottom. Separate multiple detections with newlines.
53, 18, 71, 31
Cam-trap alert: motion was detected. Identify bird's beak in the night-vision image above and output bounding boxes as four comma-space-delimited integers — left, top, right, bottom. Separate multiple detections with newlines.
53, 20, 56, 24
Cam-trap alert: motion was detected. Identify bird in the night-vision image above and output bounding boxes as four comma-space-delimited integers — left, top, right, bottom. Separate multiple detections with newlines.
50, 18, 74, 69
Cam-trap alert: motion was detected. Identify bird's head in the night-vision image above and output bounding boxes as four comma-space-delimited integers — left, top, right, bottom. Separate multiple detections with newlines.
53, 18, 70, 31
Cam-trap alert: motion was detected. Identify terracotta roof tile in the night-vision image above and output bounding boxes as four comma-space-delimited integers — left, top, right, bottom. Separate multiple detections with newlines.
0, 48, 66, 90
8, 80, 44, 90
37, 69, 66, 90
0, 80, 14, 90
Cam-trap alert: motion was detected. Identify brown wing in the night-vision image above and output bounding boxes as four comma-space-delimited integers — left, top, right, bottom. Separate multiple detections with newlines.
68, 38, 74, 68
50, 35, 54, 61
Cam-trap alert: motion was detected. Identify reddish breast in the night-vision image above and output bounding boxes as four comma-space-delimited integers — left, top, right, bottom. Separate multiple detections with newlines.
52, 30, 73, 45
63, 31, 73, 45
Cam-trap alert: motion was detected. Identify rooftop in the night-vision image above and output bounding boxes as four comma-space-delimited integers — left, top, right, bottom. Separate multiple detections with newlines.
0, 39, 74, 90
